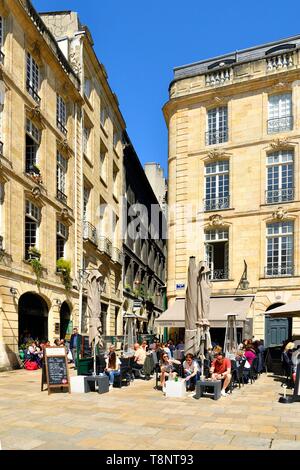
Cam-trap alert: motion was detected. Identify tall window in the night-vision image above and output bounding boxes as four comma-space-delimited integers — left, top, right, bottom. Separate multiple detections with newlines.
25, 119, 40, 173
26, 52, 40, 103
57, 152, 68, 203
113, 163, 119, 199
268, 93, 292, 134
83, 186, 90, 222
25, 200, 40, 258
100, 141, 107, 182
57, 95, 67, 135
0, 16, 4, 61
84, 78, 91, 99
205, 229, 229, 280
113, 127, 119, 149
56, 221, 68, 260
266, 150, 294, 204
266, 221, 294, 277
101, 303, 108, 336
206, 106, 228, 145
83, 127, 90, 157
100, 104, 107, 129
205, 160, 229, 210
114, 307, 119, 336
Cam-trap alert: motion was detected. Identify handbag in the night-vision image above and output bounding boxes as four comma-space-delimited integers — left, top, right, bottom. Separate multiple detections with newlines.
67, 350, 73, 361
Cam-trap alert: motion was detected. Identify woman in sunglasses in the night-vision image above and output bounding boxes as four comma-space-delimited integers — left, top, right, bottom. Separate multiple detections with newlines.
159, 352, 181, 390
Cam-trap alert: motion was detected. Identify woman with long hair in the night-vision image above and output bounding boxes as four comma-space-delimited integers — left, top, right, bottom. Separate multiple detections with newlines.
105, 351, 121, 388
159, 352, 181, 390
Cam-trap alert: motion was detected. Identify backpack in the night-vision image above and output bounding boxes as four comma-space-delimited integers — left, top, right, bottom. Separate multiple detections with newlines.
24, 360, 39, 370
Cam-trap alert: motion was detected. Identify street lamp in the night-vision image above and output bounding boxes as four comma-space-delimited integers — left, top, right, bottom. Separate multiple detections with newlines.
241, 260, 250, 290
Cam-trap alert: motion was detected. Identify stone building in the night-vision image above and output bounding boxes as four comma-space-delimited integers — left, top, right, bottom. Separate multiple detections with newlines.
40, 10, 125, 340
0, 0, 82, 369
163, 35, 300, 346
123, 134, 166, 336
144, 162, 168, 218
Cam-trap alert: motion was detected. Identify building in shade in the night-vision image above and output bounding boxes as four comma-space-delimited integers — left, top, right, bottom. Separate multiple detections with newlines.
144, 162, 168, 218
163, 34, 300, 347
123, 134, 166, 337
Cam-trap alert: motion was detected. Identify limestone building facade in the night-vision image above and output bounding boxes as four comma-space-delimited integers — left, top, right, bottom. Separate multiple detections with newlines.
163, 35, 300, 346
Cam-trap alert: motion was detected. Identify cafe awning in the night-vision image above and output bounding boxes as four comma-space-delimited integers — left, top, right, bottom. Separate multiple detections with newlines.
155, 296, 254, 328
268, 301, 300, 318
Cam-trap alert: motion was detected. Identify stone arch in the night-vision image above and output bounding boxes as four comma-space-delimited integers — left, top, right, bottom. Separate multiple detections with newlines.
18, 292, 49, 345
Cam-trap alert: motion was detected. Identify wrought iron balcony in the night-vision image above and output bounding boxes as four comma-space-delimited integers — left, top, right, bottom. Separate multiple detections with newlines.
112, 247, 123, 265
57, 119, 68, 136
57, 189, 68, 205
267, 116, 293, 134
98, 236, 112, 257
204, 196, 230, 211
209, 269, 229, 281
0, 49, 4, 65
265, 264, 294, 277
26, 81, 41, 105
265, 188, 294, 204
83, 221, 97, 245
205, 128, 228, 145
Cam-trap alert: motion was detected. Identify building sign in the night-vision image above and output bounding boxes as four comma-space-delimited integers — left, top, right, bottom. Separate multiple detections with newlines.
176, 283, 185, 290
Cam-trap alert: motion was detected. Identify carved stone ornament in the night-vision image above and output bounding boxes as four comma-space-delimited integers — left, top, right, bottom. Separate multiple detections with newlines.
213, 96, 223, 104
32, 186, 42, 200
272, 207, 287, 220
58, 138, 72, 158
27, 105, 45, 129
69, 45, 82, 75
206, 148, 231, 160
209, 214, 224, 227
273, 81, 289, 90
60, 208, 73, 225
270, 137, 292, 151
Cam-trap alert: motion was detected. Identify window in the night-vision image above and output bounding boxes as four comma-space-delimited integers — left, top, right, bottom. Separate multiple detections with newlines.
100, 105, 107, 129
205, 229, 229, 280
57, 152, 68, 203
101, 303, 108, 336
25, 200, 40, 258
84, 78, 91, 99
113, 127, 119, 149
83, 186, 90, 222
57, 95, 67, 135
113, 163, 119, 199
56, 221, 68, 260
268, 93, 292, 134
100, 141, 107, 183
83, 127, 90, 157
266, 221, 294, 277
0, 16, 3, 47
206, 106, 228, 145
266, 150, 294, 204
25, 119, 40, 173
26, 52, 40, 103
205, 160, 229, 210
114, 307, 119, 336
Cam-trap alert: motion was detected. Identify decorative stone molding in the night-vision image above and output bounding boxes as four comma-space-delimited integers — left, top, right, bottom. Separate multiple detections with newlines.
269, 137, 293, 151
57, 138, 72, 158
59, 208, 73, 226
209, 214, 224, 227
206, 148, 232, 161
273, 81, 289, 90
26, 105, 45, 129
272, 207, 287, 221
31, 186, 42, 200
69, 44, 82, 75
213, 96, 225, 105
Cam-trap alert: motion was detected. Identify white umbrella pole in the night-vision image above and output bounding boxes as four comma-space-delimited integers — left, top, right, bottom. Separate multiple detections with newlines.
93, 340, 96, 376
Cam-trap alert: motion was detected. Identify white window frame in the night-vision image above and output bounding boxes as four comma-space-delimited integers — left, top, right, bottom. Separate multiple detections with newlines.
26, 52, 40, 100
266, 221, 294, 276
56, 221, 68, 260
57, 95, 67, 134
205, 229, 229, 280
205, 160, 229, 210
266, 150, 294, 203
57, 152, 67, 198
83, 127, 90, 156
25, 200, 41, 255
268, 93, 292, 133
207, 106, 228, 145
83, 186, 90, 222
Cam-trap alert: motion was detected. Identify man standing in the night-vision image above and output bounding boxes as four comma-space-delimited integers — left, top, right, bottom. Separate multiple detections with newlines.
210, 352, 232, 396
69, 328, 81, 369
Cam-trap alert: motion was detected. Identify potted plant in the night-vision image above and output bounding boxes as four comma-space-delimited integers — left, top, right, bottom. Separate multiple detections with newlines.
29, 257, 43, 287
56, 258, 72, 290
125, 284, 132, 293
31, 163, 41, 175
28, 246, 41, 260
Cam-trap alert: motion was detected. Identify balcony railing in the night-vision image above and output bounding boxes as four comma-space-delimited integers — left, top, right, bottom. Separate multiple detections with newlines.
206, 128, 228, 145
112, 247, 123, 265
0, 49, 4, 65
266, 52, 294, 72
209, 269, 229, 281
83, 221, 97, 245
57, 120, 68, 136
205, 68, 231, 86
98, 236, 112, 257
265, 188, 294, 204
267, 116, 293, 134
57, 189, 68, 205
26, 81, 41, 105
265, 265, 294, 277
204, 196, 230, 211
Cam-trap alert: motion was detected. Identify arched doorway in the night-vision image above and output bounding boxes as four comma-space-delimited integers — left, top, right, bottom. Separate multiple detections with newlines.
265, 303, 292, 347
60, 301, 72, 340
18, 293, 49, 345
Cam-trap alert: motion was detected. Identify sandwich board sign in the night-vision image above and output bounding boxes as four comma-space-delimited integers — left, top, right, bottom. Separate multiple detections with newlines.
41, 347, 70, 395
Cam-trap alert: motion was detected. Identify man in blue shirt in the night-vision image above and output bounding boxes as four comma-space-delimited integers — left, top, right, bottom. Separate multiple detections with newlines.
69, 328, 81, 369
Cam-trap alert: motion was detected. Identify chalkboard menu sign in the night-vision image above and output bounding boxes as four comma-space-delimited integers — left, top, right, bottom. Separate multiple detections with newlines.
41, 347, 70, 395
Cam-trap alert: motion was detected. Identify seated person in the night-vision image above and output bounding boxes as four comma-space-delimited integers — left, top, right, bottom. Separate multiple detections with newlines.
182, 353, 200, 391
210, 353, 232, 397
159, 352, 181, 390
132, 343, 146, 372
26, 342, 42, 368
105, 351, 121, 388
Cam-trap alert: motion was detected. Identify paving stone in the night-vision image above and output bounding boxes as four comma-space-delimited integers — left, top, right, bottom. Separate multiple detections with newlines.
271, 439, 300, 450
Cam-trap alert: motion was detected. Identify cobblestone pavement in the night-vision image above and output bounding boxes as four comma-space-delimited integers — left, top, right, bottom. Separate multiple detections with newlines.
0, 367, 300, 450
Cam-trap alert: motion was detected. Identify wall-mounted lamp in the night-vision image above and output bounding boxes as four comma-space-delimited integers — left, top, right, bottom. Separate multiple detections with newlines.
54, 299, 62, 307
240, 260, 250, 290
10, 287, 17, 296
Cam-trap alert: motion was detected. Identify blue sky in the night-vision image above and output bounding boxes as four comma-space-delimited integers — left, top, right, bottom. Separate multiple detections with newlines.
33, 0, 300, 175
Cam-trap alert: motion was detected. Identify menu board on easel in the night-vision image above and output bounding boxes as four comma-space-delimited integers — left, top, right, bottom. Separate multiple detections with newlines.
41, 347, 71, 395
